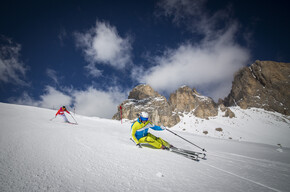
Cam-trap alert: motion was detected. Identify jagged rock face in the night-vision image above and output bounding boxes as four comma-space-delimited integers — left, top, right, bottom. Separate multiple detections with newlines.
112, 85, 180, 127
224, 108, 235, 118
219, 104, 235, 118
128, 84, 161, 100
219, 104, 227, 112
192, 98, 218, 119
169, 86, 197, 112
113, 61, 290, 127
224, 60, 290, 115
169, 86, 218, 119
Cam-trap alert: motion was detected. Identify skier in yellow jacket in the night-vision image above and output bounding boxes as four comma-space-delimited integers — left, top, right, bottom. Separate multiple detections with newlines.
131, 112, 172, 149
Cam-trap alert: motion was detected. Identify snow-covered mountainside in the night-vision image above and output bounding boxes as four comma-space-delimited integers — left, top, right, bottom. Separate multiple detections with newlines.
172, 107, 290, 148
1, 102, 290, 192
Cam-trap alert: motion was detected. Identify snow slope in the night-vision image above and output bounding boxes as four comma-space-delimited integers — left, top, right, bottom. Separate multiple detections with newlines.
173, 107, 290, 148
1, 102, 290, 192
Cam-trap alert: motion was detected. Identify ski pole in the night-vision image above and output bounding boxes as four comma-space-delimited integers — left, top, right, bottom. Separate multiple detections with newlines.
49, 116, 56, 121
70, 113, 78, 124
165, 128, 206, 152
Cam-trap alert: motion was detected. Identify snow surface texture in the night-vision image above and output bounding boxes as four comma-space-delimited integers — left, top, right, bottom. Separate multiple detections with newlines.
0, 102, 290, 192
173, 107, 290, 148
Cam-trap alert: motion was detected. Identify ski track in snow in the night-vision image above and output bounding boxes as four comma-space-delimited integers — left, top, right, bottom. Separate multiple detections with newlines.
201, 161, 282, 192
1, 102, 290, 192
210, 151, 290, 168
203, 151, 290, 192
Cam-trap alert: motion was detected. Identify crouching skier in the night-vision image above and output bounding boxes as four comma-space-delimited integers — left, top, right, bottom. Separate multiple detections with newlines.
55, 106, 71, 123
131, 112, 172, 149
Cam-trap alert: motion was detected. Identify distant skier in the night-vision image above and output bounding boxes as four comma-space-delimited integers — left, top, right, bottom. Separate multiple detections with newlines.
131, 112, 172, 149
55, 106, 70, 123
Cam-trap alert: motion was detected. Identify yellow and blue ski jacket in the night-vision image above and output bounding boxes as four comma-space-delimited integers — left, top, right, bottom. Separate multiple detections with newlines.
131, 118, 163, 144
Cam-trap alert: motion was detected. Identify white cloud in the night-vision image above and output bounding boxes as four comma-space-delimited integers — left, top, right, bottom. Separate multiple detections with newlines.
139, 0, 251, 100
72, 87, 126, 118
157, 0, 231, 40
13, 85, 127, 119
11, 86, 72, 110
10, 92, 38, 107
75, 21, 132, 77
46, 68, 59, 84
39, 86, 72, 109
157, 0, 205, 25
0, 36, 29, 85
84, 63, 103, 77
140, 35, 250, 100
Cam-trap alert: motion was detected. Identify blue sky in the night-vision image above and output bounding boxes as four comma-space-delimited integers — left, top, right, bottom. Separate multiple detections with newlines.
0, 0, 289, 118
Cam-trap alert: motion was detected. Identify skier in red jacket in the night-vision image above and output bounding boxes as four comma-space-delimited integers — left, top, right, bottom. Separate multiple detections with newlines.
55, 106, 70, 122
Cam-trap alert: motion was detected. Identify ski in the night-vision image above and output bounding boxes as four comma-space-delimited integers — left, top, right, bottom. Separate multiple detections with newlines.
129, 138, 205, 161
169, 147, 199, 161
50, 120, 78, 125
67, 122, 78, 125
170, 147, 206, 160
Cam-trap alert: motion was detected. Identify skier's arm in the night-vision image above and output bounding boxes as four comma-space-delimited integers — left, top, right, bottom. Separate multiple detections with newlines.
66, 110, 70, 114
55, 109, 61, 116
149, 122, 164, 131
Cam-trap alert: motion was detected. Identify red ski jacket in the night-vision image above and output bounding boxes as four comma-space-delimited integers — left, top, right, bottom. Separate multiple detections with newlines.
55, 107, 70, 116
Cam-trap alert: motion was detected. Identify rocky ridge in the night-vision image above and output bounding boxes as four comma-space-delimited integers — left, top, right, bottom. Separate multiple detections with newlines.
112, 84, 180, 127
112, 84, 231, 127
224, 60, 290, 115
169, 86, 219, 119
113, 60, 289, 127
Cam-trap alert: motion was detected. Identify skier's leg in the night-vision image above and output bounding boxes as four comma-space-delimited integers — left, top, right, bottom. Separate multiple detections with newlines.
156, 137, 171, 148
139, 134, 162, 149
139, 133, 170, 149
61, 114, 69, 123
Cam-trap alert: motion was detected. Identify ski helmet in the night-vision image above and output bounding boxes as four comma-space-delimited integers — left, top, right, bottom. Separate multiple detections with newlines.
139, 112, 149, 121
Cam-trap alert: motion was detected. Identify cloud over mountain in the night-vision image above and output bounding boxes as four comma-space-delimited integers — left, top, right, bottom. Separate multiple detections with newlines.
75, 21, 132, 77
140, 0, 251, 100
0, 36, 29, 86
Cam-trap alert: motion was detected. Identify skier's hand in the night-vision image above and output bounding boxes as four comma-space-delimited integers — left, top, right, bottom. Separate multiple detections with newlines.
136, 143, 142, 148
161, 125, 167, 130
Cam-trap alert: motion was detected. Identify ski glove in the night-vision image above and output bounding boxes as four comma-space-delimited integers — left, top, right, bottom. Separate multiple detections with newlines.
136, 143, 142, 148
161, 126, 167, 130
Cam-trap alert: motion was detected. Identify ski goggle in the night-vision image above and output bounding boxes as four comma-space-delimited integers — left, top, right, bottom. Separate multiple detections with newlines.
140, 116, 148, 122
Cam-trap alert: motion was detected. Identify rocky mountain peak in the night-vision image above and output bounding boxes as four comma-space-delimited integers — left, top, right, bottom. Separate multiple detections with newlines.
113, 60, 289, 127
169, 86, 197, 112
113, 84, 180, 127
169, 85, 218, 119
224, 60, 290, 115
128, 84, 161, 100
113, 84, 231, 126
